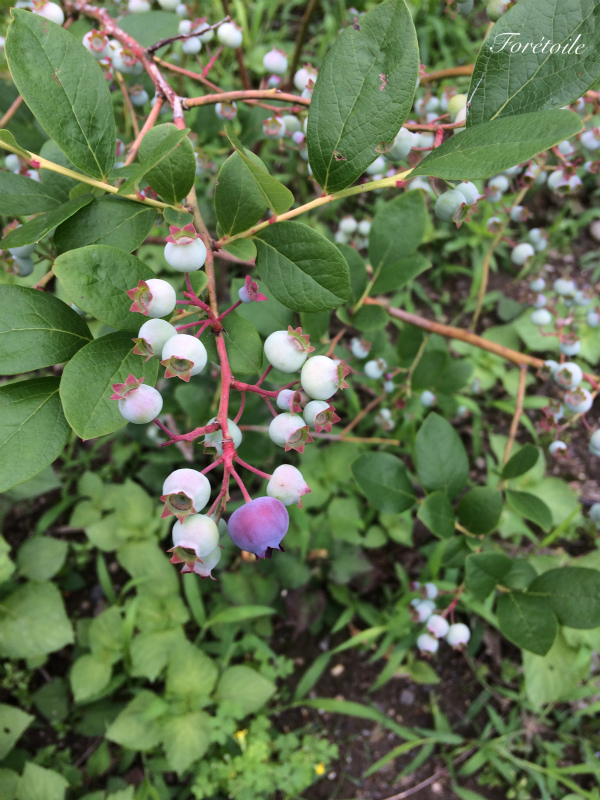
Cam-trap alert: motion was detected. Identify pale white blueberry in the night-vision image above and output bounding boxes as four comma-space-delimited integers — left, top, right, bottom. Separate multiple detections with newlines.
528, 228, 547, 252
161, 468, 211, 520
268, 413, 310, 449
447, 93, 467, 122
339, 216, 358, 235
267, 465, 311, 507
435, 189, 466, 223
383, 380, 395, 394
590, 430, 600, 457
560, 338, 580, 357
415, 132, 434, 149
178, 19, 192, 34
548, 170, 568, 192
385, 127, 414, 161
582, 129, 600, 150
529, 276, 546, 292
555, 362, 583, 389
264, 328, 312, 373
420, 390, 436, 407
416, 633, 439, 654
408, 177, 434, 195
424, 582, 438, 599
531, 294, 546, 309
15, 257, 34, 277
130, 86, 149, 106
33, 1, 64, 25
486, 216, 502, 233
557, 140, 575, 157
456, 181, 481, 205
112, 376, 163, 424
83, 30, 110, 60
158, 0, 179, 8
511, 243, 535, 266
488, 175, 509, 194
530, 309, 552, 326
545, 359, 560, 375
426, 614, 449, 638
574, 289, 593, 307
263, 48, 287, 75
365, 156, 387, 176
554, 278, 576, 296
196, 20, 215, 43
453, 107, 466, 132
445, 622, 471, 648
358, 219, 371, 236
294, 65, 317, 92
161, 334, 208, 380
549, 440, 567, 456
134, 319, 178, 359
412, 599, 436, 622
302, 400, 335, 430
172, 514, 219, 559
127, 278, 177, 318
164, 235, 207, 273
565, 387, 593, 414
215, 101, 237, 121
486, 189, 503, 203
510, 205, 528, 223
128, 0, 151, 11
204, 417, 242, 455
334, 230, 349, 244
587, 310, 599, 327
111, 45, 143, 75
350, 337, 370, 359
182, 37, 202, 55
217, 21, 243, 49
301, 355, 348, 400
364, 358, 387, 380
263, 116, 286, 138
590, 503, 600, 524
4, 154, 20, 172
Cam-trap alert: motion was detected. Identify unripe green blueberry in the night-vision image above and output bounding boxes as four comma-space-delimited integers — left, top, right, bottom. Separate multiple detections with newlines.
9, 239, 36, 259
447, 94, 467, 122
560, 337, 581, 357
264, 328, 312, 373
366, 156, 387, 176
457, 0, 474, 13
486, 216, 502, 233
301, 355, 348, 400
555, 362, 583, 389
574, 289, 593, 307
511, 243, 535, 266
162, 468, 211, 520
416, 633, 439, 654
282, 115, 301, 134
420, 390, 436, 407
590, 502, 600, 523
182, 37, 202, 55
590, 430, 600, 456
119, 384, 163, 423
587, 310, 599, 327
364, 358, 387, 380
385, 127, 414, 161
179, 19, 192, 34
172, 513, 219, 559
486, 0, 508, 21
554, 278, 576, 296
445, 622, 470, 647
549, 440, 567, 456
530, 308, 552, 326
196, 20, 215, 43
435, 189, 465, 222
128, 0, 151, 11
529, 276, 546, 292
267, 464, 311, 507
134, 319, 178, 359
488, 174, 509, 193
456, 181, 480, 206
161, 334, 207, 380
263, 48, 287, 75
15, 257, 34, 277
217, 21, 243, 49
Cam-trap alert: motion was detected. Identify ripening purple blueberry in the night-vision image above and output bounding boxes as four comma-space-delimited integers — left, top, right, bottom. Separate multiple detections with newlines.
445, 622, 470, 647
267, 464, 311, 507
228, 496, 289, 558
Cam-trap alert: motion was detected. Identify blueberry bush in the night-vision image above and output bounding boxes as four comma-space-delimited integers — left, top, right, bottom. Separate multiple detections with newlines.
2, 0, 600, 797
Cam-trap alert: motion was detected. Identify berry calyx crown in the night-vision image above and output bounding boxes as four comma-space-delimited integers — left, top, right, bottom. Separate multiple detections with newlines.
127, 280, 152, 315
287, 326, 314, 354
165, 223, 200, 245
111, 373, 144, 399
161, 355, 194, 382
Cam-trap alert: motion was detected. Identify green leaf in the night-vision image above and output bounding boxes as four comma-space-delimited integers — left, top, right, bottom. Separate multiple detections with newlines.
5, 9, 115, 179
417, 491, 455, 539
501, 443, 540, 479
54, 245, 156, 330
117, 125, 191, 195
54, 196, 156, 254
351, 452, 415, 513
527, 567, 600, 629
17, 763, 69, 800
457, 488, 503, 534
337, 243, 368, 304
214, 665, 276, 716
0, 581, 73, 659
139, 123, 195, 204
105, 690, 166, 751
0, 128, 29, 158
0, 194, 93, 249
468, 0, 600, 125
523, 631, 590, 709
414, 413, 469, 499
218, 313, 263, 376
119, 10, 179, 50
70, 654, 112, 703
307, 0, 419, 192
215, 151, 269, 237
161, 711, 211, 775
411, 110, 583, 180
372, 253, 431, 295
59, 331, 159, 440
298, 698, 417, 740
369, 191, 429, 293
254, 221, 351, 312
465, 553, 512, 600
230, 278, 294, 337
0, 704, 34, 759
0, 378, 70, 493
130, 628, 185, 682
0, 171, 60, 214
166, 640, 218, 704
506, 490, 553, 532
204, 605, 276, 628
497, 591, 558, 655
117, 540, 179, 597
17, 537, 67, 581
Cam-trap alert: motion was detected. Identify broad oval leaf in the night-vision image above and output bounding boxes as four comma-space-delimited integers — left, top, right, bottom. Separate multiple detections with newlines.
0, 377, 70, 492
0, 285, 92, 374
119, 10, 179, 50
254, 221, 351, 312
0, 194, 94, 249
54, 245, 156, 331
5, 9, 115, 179
506, 490, 552, 532
215, 151, 269, 237
352, 452, 416, 513
214, 665, 276, 716
502, 443, 540, 479
417, 491, 455, 539
496, 591, 558, 655
528, 567, 600, 629
60, 331, 159, 440
457, 488, 503, 534
0, 581, 74, 659
465, 552, 512, 600
139, 123, 196, 204
468, 0, 600, 125
0, 171, 60, 215
414, 413, 469, 499
54, 196, 156, 254
220, 313, 263, 376
412, 110, 583, 180
307, 0, 419, 192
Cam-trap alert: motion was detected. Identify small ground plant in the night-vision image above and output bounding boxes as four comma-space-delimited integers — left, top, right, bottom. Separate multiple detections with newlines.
2, 0, 600, 798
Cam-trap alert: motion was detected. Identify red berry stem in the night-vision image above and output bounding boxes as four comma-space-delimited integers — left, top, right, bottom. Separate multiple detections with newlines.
234, 457, 272, 480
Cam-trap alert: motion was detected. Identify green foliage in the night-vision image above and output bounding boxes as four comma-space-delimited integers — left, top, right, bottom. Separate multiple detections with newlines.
139, 123, 196, 204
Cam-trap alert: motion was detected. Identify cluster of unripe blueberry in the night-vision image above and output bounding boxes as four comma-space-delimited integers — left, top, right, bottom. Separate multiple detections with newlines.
1, 214, 38, 277
410, 582, 471, 655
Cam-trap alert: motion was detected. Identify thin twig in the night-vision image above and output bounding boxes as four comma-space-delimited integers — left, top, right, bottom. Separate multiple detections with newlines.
0, 95, 23, 128
125, 96, 163, 166
501, 365, 528, 470
115, 71, 140, 139
341, 393, 386, 436
238, 425, 400, 447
